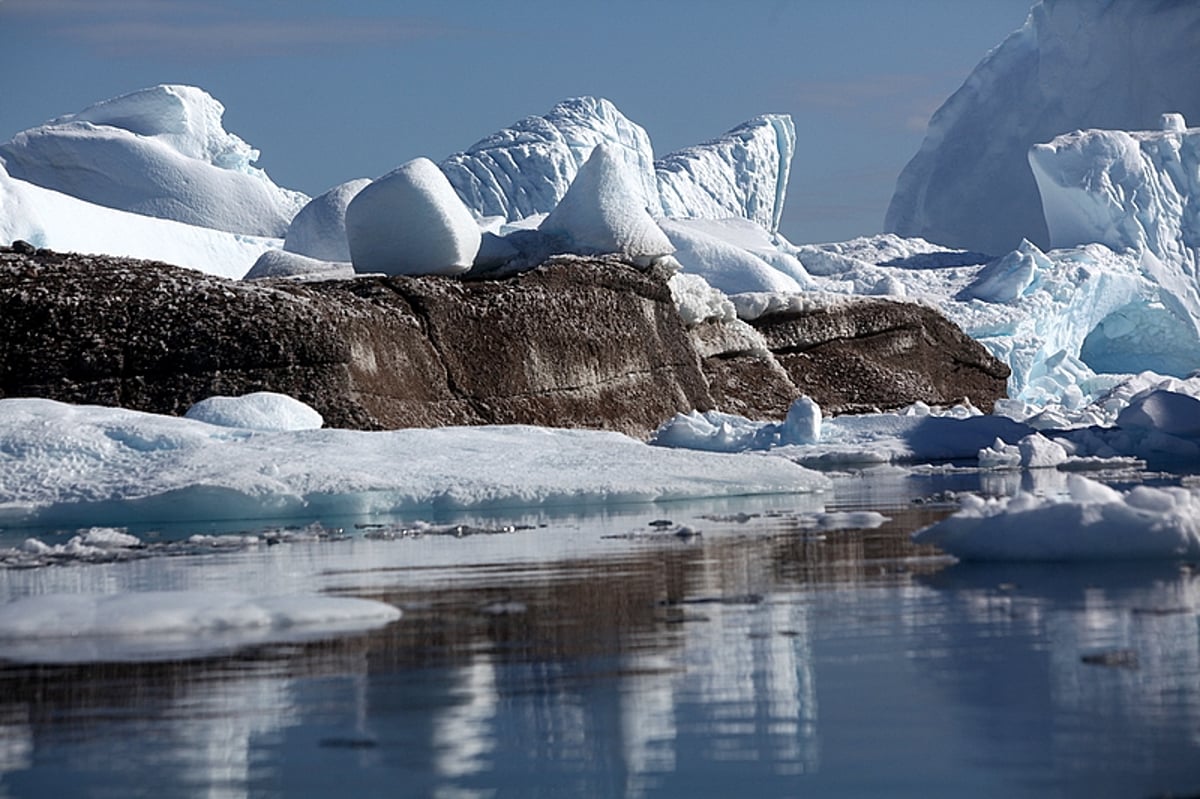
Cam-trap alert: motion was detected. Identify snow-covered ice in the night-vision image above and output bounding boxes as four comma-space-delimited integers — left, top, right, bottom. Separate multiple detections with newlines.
914, 476, 1200, 561
539, 143, 673, 263
0, 85, 308, 237
660, 218, 805, 295
242, 248, 354, 281
283, 178, 371, 263
0, 398, 828, 529
184, 392, 324, 432
0, 160, 280, 280
0, 591, 400, 663
345, 157, 481, 276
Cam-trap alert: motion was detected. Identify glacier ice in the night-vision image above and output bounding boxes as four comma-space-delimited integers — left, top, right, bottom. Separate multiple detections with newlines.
0, 85, 308, 237
440, 97, 658, 223
345, 157, 481, 276
539, 143, 673, 263
1029, 119, 1200, 328
656, 114, 795, 234
283, 178, 371, 263
886, 0, 1200, 255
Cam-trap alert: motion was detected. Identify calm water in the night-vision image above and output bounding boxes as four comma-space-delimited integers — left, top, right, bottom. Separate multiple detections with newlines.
1, 469, 1199, 798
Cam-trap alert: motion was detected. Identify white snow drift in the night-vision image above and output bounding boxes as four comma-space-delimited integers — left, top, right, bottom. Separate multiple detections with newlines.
283, 178, 371, 263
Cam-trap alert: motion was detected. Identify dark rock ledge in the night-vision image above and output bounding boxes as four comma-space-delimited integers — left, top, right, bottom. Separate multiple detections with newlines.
0, 245, 1009, 436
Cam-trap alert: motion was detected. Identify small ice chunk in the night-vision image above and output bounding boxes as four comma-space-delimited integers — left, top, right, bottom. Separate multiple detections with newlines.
1161, 113, 1186, 133
1018, 433, 1068, 468
185, 392, 323, 431
780, 396, 822, 445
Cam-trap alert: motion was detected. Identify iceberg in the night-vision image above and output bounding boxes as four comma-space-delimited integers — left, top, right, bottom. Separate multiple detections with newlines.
1029, 118, 1200, 332
0, 85, 308, 237
345, 157, 481, 276
886, 0, 1200, 255
656, 114, 795, 234
440, 97, 658, 223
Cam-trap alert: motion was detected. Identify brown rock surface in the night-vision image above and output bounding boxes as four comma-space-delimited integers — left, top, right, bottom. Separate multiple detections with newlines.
0, 245, 1009, 434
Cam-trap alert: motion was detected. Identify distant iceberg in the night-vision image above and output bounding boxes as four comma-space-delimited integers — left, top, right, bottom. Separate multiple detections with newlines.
886, 0, 1200, 255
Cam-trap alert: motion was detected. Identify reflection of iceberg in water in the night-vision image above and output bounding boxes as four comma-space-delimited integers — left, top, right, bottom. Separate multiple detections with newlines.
432, 655, 498, 793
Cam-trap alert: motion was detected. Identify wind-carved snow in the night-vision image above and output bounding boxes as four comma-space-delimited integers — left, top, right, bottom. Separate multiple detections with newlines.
0, 84, 308, 237
440, 97, 658, 223
886, 0, 1200, 255
1029, 117, 1200, 341
346, 157, 480, 276
538, 143, 673, 263
656, 114, 795, 234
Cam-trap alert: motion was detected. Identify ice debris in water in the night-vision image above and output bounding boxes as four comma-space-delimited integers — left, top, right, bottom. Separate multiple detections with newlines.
913, 475, 1200, 561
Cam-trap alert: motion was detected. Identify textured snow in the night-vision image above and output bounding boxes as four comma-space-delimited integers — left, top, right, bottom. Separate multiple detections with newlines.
913, 476, 1200, 561
0, 162, 279, 280
0, 591, 400, 663
656, 114, 796, 233
283, 178, 371, 263
0, 398, 828, 529
440, 97, 658, 223
184, 392, 324, 432
886, 0, 1200, 255
539, 143, 673, 262
0, 85, 308, 237
667, 272, 736, 326
345, 158, 480, 276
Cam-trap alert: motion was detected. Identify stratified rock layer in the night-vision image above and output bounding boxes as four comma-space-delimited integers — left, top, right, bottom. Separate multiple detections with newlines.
0, 246, 1009, 433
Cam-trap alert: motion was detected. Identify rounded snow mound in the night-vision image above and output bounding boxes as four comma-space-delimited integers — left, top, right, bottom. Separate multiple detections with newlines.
0, 84, 309, 237
346, 158, 480, 276
184, 392, 323, 432
284, 178, 371, 263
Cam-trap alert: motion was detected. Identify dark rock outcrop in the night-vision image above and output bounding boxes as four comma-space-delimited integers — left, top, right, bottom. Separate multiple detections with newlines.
0, 246, 1009, 435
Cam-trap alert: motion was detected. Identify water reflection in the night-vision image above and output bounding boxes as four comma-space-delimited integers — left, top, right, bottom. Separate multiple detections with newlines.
0, 490, 1198, 797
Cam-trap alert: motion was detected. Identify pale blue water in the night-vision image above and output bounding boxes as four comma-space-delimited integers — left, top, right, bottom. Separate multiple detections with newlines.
1, 470, 1198, 798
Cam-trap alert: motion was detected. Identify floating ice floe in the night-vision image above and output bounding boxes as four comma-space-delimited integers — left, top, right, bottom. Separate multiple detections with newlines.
0, 591, 401, 663
914, 475, 1200, 561
0, 398, 828, 529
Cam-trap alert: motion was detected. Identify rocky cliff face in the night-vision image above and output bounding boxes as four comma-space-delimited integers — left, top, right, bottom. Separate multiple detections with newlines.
0, 245, 1008, 434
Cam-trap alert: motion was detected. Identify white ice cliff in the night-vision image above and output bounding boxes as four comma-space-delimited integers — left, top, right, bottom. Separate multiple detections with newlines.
885, 0, 1200, 255
0, 85, 309, 237
656, 114, 795, 234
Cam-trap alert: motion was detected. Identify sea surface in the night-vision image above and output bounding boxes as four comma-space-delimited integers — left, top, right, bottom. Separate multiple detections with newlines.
1, 467, 1199, 798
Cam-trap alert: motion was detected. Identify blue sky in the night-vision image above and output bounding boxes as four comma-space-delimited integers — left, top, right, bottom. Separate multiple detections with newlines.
0, 0, 1034, 244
